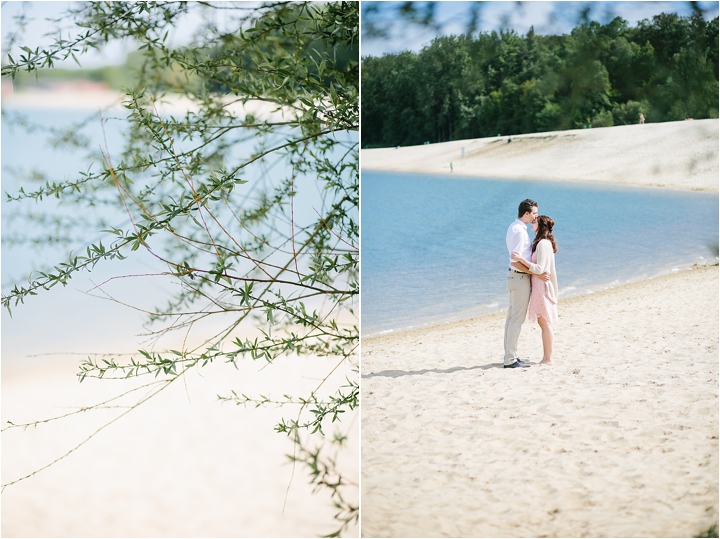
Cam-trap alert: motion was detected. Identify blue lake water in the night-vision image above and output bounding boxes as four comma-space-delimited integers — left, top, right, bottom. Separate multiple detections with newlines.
2, 107, 352, 283
2, 105, 357, 360
361, 169, 719, 336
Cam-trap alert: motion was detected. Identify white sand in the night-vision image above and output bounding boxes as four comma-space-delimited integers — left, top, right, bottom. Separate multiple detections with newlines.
2, 352, 358, 537
1, 272, 359, 537
362, 119, 719, 192
361, 264, 718, 537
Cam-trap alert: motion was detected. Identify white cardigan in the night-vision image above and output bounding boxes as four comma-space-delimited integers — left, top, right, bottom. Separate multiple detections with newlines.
526, 239, 558, 304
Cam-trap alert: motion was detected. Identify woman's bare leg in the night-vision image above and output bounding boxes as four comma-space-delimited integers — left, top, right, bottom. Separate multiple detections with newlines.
538, 316, 554, 364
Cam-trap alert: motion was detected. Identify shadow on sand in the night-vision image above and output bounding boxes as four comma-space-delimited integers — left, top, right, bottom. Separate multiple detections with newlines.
362, 363, 504, 379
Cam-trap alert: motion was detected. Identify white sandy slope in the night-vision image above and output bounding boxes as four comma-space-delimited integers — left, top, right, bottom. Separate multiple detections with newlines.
361, 264, 718, 537
362, 119, 719, 192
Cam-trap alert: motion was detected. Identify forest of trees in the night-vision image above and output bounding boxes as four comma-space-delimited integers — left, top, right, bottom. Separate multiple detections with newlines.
362, 12, 719, 147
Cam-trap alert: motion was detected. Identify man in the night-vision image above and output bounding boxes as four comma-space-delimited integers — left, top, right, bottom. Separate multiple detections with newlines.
503, 199, 548, 369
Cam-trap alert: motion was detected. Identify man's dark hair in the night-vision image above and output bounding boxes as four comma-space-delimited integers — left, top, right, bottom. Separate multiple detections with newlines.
518, 199, 538, 218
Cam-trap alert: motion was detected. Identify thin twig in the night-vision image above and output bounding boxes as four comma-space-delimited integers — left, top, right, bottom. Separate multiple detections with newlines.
1, 372, 181, 491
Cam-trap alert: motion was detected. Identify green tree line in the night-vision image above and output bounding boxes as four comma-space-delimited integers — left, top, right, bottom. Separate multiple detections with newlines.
362, 12, 719, 147
7, 32, 357, 95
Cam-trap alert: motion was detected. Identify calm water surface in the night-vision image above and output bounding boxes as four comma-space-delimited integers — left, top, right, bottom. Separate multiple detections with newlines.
2, 106, 357, 359
361, 169, 718, 335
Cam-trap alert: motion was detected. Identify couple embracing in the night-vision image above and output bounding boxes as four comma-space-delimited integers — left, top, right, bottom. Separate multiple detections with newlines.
503, 198, 558, 369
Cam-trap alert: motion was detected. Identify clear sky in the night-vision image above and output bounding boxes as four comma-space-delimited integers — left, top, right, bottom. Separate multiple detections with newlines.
362, 1, 720, 57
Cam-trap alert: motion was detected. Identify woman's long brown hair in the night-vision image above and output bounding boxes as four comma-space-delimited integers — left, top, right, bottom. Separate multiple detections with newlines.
532, 215, 558, 253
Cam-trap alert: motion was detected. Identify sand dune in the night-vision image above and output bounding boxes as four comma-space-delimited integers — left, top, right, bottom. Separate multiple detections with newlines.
362, 119, 719, 192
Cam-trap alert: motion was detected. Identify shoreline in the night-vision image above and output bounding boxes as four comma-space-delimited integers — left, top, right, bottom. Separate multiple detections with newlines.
362, 119, 718, 338
1, 88, 290, 119
364, 261, 719, 340
361, 119, 719, 192
362, 165, 715, 193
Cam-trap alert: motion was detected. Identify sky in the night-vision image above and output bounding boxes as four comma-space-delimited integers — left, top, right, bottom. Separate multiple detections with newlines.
361, 1, 720, 57
1, 1, 228, 68
2, 1, 719, 68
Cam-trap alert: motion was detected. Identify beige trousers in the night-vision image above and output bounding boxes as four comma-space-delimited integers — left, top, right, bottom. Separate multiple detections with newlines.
504, 271, 531, 364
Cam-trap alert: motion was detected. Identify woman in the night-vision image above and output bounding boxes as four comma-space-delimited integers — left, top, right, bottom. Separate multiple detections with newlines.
511, 215, 558, 365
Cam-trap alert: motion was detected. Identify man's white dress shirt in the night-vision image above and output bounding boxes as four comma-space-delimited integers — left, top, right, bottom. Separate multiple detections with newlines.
506, 219, 531, 270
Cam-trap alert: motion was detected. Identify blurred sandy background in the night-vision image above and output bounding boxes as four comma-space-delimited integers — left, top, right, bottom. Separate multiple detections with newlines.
3, 352, 358, 537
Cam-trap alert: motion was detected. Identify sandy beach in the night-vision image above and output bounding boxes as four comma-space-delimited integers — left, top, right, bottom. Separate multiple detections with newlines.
361, 120, 719, 537
361, 264, 718, 537
361, 119, 719, 192
2, 352, 358, 537
1, 273, 358, 537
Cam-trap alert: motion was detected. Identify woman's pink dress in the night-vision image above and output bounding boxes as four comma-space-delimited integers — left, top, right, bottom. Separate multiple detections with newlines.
528, 250, 558, 324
